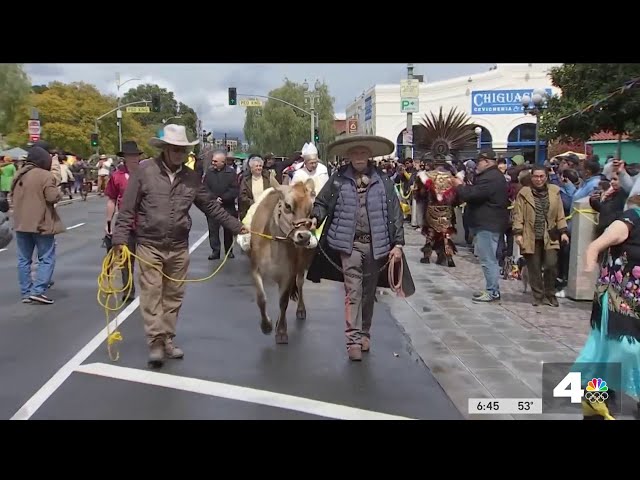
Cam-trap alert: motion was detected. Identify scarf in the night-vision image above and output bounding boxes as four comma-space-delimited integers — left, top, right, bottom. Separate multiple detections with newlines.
532, 185, 549, 240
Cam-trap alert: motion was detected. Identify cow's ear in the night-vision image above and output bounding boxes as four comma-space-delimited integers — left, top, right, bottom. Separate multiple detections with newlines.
304, 178, 315, 194
273, 184, 286, 200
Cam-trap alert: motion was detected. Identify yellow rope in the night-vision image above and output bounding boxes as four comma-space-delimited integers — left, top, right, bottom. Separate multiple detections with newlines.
565, 208, 599, 225
96, 242, 235, 361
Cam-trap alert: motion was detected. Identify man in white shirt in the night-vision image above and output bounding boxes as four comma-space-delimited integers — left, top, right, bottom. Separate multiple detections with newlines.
291, 143, 329, 194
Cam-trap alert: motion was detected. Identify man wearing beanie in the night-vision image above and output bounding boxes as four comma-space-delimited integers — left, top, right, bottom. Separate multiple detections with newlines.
10, 146, 65, 304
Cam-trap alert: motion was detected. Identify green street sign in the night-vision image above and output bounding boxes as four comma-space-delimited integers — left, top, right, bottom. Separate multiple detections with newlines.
401, 98, 419, 113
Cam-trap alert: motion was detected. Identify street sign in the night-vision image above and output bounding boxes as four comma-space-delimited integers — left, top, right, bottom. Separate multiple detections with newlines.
239, 99, 263, 107
347, 119, 358, 134
126, 106, 151, 113
28, 119, 41, 135
400, 79, 420, 98
401, 98, 419, 113
29, 134, 40, 142
402, 130, 413, 145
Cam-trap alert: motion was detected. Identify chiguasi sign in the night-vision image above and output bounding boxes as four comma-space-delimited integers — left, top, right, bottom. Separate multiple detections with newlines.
471, 88, 553, 115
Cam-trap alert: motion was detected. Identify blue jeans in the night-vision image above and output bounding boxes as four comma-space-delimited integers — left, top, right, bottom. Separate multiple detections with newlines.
474, 230, 501, 295
16, 232, 56, 297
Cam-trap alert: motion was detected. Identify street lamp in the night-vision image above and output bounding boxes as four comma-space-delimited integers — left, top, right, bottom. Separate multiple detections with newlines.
303, 78, 322, 144
521, 88, 548, 164
163, 115, 182, 124
474, 126, 482, 152
115, 73, 141, 153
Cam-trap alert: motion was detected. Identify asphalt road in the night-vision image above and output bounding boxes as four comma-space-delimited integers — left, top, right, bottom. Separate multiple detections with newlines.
2, 196, 462, 420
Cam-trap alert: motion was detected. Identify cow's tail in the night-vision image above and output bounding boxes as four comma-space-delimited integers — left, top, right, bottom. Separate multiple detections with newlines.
289, 282, 299, 302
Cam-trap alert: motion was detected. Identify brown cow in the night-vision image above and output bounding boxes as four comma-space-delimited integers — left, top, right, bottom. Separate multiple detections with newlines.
249, 179, 317, 344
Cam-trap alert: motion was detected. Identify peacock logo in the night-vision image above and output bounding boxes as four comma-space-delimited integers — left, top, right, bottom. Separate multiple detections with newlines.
585, 378, 609, 403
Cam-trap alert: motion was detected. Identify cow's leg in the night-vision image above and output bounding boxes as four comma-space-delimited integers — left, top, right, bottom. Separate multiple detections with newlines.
252, 269, 272, 334
275, 278, 292, 344
295, 271, 306, 321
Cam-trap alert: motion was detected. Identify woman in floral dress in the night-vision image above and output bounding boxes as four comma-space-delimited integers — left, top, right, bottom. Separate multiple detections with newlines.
582, 198, 640, 419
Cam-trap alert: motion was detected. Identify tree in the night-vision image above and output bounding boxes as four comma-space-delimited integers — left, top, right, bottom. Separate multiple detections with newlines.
0, 64, 32, 135
243, 79, 335, 157
32, 85, 50, 95
540, 64, 640, 143
121, 84, 199, 141
5, 81, 156, 158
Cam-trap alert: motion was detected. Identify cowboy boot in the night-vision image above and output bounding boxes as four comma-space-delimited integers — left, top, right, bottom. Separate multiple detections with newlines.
347, 344, 362, 361
148, 338, 165, 368
164, 337, 184, 359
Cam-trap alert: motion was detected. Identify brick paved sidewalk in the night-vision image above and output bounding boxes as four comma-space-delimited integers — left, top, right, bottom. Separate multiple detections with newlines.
382, 227, 593, 420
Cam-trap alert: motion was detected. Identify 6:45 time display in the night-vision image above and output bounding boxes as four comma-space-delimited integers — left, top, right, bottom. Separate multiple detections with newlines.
468, 398, 543, 415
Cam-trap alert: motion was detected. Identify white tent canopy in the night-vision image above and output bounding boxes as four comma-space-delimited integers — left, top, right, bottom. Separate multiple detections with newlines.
0, 147, 28, 159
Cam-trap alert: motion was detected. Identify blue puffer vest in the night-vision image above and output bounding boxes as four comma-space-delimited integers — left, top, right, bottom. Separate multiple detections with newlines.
327, 167, 391, 259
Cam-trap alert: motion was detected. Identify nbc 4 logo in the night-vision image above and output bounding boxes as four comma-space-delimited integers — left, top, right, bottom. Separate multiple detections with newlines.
553, 372, 609, 404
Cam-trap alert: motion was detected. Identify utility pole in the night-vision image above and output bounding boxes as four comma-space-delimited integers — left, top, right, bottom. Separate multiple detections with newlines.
115, 72, 141, 154
405, 63, 414, 160
304, 79, 322, 144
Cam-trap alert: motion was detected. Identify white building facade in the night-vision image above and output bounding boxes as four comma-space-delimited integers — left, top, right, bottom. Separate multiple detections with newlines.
344, 63, 562, 163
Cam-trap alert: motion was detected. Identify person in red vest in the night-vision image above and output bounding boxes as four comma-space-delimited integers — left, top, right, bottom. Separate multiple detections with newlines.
104, 140, 143, 302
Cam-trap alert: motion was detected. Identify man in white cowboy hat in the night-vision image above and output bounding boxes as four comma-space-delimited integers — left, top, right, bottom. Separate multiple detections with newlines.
306, 135, 413, 361
112, 124, 248, 368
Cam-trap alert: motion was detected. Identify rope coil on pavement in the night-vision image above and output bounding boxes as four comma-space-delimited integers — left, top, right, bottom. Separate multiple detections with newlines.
96, 243, 234, 361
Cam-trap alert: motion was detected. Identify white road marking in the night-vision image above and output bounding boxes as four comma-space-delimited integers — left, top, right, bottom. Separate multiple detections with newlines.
66, 223, 86, 230
0, 248, 6, 253
76, 362, 413, 420
10, 231, 210, 421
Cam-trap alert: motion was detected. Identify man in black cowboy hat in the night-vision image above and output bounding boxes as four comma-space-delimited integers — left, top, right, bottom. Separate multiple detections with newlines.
104, 140, 143, 302
307, 135, 414, 361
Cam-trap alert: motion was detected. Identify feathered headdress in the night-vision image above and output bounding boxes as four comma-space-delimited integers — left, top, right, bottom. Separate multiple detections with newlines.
416, 107, 476, 162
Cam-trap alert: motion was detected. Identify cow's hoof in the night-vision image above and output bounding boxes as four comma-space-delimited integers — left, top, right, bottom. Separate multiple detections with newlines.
296, 310, 306, 321
275, 333, 288, 344
260, 321, 273, 335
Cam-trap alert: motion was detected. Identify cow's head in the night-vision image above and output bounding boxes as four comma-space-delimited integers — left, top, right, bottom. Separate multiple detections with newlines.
274, 179, 316, 247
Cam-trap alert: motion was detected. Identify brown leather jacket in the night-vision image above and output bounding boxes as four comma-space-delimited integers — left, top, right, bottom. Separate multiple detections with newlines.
113, 156, 242, 249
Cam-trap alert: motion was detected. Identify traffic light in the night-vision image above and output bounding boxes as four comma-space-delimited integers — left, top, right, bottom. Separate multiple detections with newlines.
228, 87, 237, 105
91, 133, 99, 147
151, 94, 161, 112
314, 128, 319, 143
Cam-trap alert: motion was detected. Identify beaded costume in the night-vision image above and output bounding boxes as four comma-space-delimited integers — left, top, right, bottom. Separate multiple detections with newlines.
414, 107, 477, 267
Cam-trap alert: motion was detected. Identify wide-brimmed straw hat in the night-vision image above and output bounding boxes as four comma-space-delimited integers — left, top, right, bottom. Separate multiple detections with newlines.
328, 135, 394, 158
149, 124, 199, 148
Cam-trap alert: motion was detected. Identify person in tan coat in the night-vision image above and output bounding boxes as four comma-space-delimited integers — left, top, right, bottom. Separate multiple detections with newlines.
512, 165, 569, 307
11, 146, 64, 304
238, 156, 279, 220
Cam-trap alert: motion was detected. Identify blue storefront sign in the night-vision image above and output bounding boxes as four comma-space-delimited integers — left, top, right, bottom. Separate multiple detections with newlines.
471, 88, 553, 115
364, 96, 372, 121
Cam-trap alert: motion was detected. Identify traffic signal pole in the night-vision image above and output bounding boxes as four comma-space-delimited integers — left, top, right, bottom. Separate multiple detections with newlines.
229, 89, 318, 143
93, 100, 151, 155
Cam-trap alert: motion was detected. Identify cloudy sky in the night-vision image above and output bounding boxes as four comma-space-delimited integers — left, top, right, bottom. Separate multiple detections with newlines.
24, 63, 495, 140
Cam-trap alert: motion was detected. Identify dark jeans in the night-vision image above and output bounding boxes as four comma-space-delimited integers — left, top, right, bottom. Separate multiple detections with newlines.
208, 207, 236, 255
524, 239, 558, 301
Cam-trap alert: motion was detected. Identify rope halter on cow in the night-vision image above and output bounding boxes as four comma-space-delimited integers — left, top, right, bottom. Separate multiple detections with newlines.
270, 199, 314, 244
